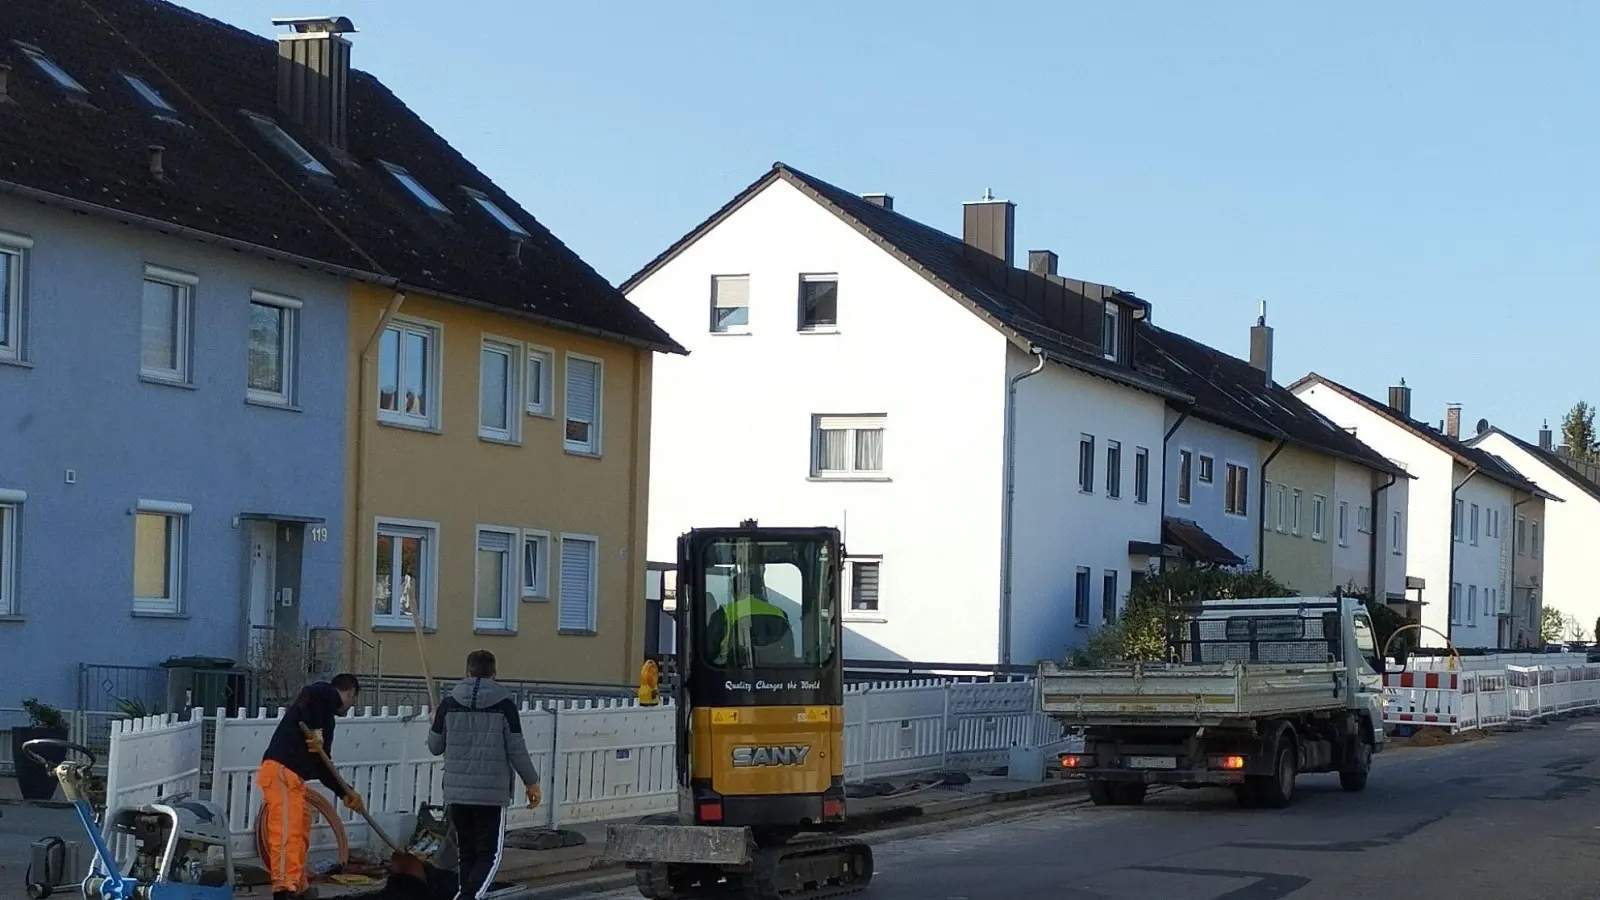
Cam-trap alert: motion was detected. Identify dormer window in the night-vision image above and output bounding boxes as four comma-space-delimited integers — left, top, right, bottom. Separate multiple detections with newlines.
1102, 301, 1120, 362
16, 44, 85, 94
464, 188, 529, 237
380, 161, 450, 213
122, 73, 176, 113
242, 111, 332, 177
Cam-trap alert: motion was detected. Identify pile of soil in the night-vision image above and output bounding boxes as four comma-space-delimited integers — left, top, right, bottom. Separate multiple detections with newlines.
1392, 726, 1489, 747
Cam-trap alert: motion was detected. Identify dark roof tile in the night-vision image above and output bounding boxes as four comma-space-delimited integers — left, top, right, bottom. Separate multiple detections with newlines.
1469, 428, 1592, 504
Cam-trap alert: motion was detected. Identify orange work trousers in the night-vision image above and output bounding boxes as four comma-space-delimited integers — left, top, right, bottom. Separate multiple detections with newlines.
257, 759, 313, 894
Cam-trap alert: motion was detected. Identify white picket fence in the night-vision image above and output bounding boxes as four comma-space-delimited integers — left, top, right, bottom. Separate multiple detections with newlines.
103, 678, 1069, 864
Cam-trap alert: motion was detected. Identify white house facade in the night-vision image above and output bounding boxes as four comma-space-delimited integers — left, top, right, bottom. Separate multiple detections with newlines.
1291, 376, 1552, 650
623, 163, 1186, 667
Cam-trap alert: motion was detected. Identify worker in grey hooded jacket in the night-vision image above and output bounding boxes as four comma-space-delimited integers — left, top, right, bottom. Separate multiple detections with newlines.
427, 650, 540, 900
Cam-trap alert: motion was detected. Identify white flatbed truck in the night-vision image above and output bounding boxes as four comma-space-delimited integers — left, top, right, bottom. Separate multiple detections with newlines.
1036, 595, 1387, 808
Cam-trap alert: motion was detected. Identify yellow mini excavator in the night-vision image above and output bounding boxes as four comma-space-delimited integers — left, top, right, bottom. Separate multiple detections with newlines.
603, 521, 874, 900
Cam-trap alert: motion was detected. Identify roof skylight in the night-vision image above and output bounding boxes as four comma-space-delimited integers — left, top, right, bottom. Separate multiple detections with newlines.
242, 111, 333, 177
464, 188, 530, 236
16, 44, 86, 94
381, 161, 451, 213
122, 73, 176, 113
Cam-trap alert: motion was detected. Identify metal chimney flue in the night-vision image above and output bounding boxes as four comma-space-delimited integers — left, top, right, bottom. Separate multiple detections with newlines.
962, 188, 1015, 267
272, 16, 357, 150
1028, 250, 1058, 277
1388, 378, 1412, 418
1539, 420, 1553, 450
1248, 300, 1273, 385
1445, 404, 1462, 440
862, 193, 894, 210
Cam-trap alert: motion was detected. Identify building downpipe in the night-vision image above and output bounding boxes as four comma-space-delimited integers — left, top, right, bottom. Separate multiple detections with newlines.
1445, 466, 1481, 645
999, 345, 1047, 666
1256, 439, 1289, 573
1367, 472, 1399, 602
349, 291, 408, 638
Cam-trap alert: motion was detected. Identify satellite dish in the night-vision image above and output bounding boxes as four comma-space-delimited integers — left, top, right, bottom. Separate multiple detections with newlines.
1476, 418, 1489, 435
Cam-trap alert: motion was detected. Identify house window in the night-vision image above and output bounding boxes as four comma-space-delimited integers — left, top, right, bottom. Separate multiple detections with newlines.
797, 274, 838, 331
1491, 508, 1500, 538
1074, 566, 1091, 625
122, 73, 176, 113
0, 231, 32, 363
1532, 521, 1541, 558
1291, 489, 1303, 535
564, 354, 604, 455
1516, 516, 1527, 555
1449, 582, 1462, 625
1357, 505, 1371, 534
378, 318, 441, 430
1391, 511, 1403, 554
1198, 455, 1214, 484
243, 111, 332, 177
1453, 498, 1464, 542
133, 500, 189, 615
0, 493, 19, 616
475, 528, 517, 632
521, 530, 551, 600
1177, 449, 1192, 504
463, 188, 530, 237
850, 559, 881, 613
17, 44, 86, 94
525, 346, 554, 417
711, 275, 750, 333
1134, 447, 1150, 504
1078, 435, 1096, 493
1311, 494, 1326, 541
1276, 485, 1287, 532
558, 534, 599, 633
1467, 585, 1478, 627
1101, 302, 1119, 361
380, 160, 452, 213
141, 265, 195, 384
1105, 440, 1121, 498
1102, 569, 1119, 624
373, 520, 435, 628
1337, 501, 1349, 546
247, 290, 300, 407
479, 338, 522, 443
813, 415, 885, 477
1469, 503, 1479, 546
1224, 463, 1249, 516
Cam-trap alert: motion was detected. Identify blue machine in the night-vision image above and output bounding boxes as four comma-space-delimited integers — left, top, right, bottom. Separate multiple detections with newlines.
22, 739, 236, 900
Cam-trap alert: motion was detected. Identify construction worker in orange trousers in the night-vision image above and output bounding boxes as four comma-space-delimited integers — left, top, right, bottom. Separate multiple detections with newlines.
257, 673, 364, 900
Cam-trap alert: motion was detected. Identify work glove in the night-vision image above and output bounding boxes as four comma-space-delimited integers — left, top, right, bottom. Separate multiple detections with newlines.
525, 785, 541, 809
304, 731, 324, 755
343, 790, 364, 812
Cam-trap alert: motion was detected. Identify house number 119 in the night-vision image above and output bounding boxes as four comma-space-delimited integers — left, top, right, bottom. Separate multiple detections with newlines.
308, 526, 330, 543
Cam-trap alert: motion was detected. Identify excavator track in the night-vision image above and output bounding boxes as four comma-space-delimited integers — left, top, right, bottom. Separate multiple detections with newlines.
634, 837, 874, 900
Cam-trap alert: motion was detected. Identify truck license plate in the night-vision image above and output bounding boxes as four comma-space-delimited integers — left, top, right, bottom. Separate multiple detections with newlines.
1125, 756, 1177, 770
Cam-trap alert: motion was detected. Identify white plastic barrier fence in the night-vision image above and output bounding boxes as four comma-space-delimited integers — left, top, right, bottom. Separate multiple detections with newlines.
105, 677, 1069, 863
1385, 662, 1600, 733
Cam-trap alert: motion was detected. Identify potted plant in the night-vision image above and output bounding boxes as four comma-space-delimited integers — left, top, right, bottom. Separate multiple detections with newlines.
12, 698, 69, 801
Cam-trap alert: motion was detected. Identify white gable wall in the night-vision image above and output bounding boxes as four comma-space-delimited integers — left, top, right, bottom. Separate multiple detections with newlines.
1452, 473, 1515, 649
626, 178, 1011, 664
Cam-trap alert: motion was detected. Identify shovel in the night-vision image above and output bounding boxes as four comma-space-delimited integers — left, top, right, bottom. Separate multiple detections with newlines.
298, 722, 406, 855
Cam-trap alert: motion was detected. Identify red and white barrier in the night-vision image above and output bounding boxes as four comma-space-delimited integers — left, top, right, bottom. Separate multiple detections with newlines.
1386, 662, 1600, 733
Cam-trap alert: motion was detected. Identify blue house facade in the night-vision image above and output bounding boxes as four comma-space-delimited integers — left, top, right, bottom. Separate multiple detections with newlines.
1164, 414, 1264, 566
0, 198, 349, 711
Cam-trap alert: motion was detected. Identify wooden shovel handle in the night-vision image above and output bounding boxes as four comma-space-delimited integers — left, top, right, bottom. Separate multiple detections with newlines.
297, 722, 403, 853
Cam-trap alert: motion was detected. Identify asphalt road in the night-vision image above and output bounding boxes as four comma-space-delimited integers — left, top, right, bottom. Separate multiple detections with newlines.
588, 721, 1600, 900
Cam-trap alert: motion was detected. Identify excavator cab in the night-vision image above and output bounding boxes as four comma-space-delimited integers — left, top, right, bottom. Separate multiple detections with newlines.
603, 521, 873, 900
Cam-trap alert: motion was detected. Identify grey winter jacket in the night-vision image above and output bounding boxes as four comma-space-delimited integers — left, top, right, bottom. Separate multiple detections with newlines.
427, 677, 539, 807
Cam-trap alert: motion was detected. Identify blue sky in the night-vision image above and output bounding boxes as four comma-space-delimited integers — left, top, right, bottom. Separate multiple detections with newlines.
180, 1, 1598, 439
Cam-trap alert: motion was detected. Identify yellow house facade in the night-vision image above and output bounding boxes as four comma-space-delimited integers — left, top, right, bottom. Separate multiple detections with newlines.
1260, 443, 1338, 593
342, 284, 660, 685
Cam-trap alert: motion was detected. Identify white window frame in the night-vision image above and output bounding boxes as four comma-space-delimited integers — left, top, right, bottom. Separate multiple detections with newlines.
1311, 494, 1326, 541
1176, 448, 1193, 505
1078, 435, 1096, 493
1291, 489, 1303, 536
1469, 503, 1479, 546
1102, 568, 1119, 624
371, 517, 439, 630
246, 289, 301, 407
17, 44, 86, 94
479, 335, 523, 444
1450, 582, 1462, 625
1133, 447, 1150, 504
812, 415, 887, 479
242, 110, 333, 177
1105, 440, 1121, 499
1074, 566, 1092, 626
557, 533, 600, 634
1276, 484, 1288, 532
1337, 501, 1349, 546
140, 264, 196, 385
1224, 462, 1249, 517
1102, 302, 1119, 361
1532, 520, 1542, 558
1516, 515, 1527, 554
0, 231, 33, 363
1453, 498, 1464, 542
1391, 511, 1403, 554
0, 489, 22, 617
133, 499, 190, 615
846, 556, 883, 619
520, 529, 552, 601
563, 352, 604, 456
710, 274, 751, 335
463, 187, 530, 236
525, 344, 555, 418
377, 315, 444, 431
1467, 585, 1478, 627
122, 72, 176, 112
796, 273, 839, 332
473, 525, 519, 632
379, 160, 452, 213
1197, 454, 1214, 485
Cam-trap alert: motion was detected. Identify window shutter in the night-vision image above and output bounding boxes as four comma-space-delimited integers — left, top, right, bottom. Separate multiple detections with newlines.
568, 359, 598, 421
713, 275, 749, 308
560, 538, 595, 631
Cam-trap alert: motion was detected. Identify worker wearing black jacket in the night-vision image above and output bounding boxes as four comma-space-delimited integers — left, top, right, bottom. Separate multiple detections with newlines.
257, 674, 363, 900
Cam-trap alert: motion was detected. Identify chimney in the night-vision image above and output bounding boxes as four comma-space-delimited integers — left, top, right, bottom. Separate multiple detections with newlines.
1248, 300, 1273, 384
1387, 379, 1412, 418
147, 144, 165, 180
1539, 420, 1553, 450
272, 16, 357, 150
962, 189, 1015, 267
1028, 250, 1058, 277
1445, 403, 1462, 440
861, 193, 894, 210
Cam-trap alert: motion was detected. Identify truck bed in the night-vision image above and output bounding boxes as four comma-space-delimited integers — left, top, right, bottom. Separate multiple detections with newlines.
1036, 659, 1346, 726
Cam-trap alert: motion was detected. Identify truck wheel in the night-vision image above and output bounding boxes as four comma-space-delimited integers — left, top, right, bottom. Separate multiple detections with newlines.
1339, 741, 1371, 792
1088, 780, 1116, 806
1251, 738, 1297, 809
1113, 783, 1148, 806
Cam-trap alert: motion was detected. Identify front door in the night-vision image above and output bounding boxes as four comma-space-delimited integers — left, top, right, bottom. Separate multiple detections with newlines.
248, 521, 277, 635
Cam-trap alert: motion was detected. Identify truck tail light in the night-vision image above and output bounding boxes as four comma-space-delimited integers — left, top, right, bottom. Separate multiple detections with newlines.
822, 797, 846, 819
1209, 755, 1246, 770
698, 801, 723, 823
1059, 753, 1088, 769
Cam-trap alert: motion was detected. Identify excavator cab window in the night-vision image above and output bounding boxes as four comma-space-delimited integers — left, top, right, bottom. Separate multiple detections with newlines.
698, 535, 834, 670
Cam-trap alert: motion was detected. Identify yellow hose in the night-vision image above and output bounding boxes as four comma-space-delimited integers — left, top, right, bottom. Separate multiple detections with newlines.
253, 790, 351, 868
